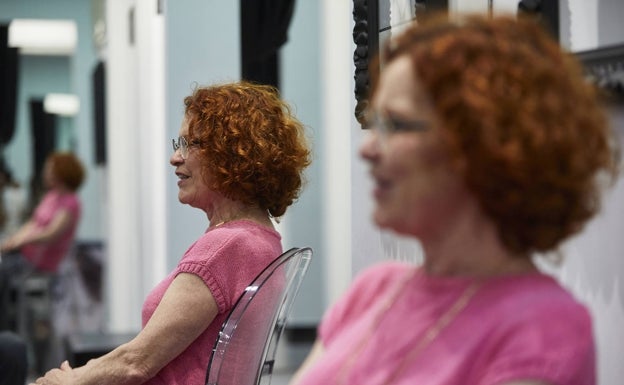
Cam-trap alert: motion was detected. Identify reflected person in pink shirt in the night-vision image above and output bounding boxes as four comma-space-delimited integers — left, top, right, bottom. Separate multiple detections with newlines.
0, 152, 85, 375
1, 152, 85, 272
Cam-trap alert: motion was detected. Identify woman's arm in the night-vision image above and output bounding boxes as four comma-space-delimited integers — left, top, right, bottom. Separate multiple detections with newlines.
23, 208, 73, 245
1, 208, 72, 252
34, 272, 219, 385
288, 340, 324, 385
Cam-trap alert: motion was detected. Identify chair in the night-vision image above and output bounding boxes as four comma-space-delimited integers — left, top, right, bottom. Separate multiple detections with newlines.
205, 247, 313, 385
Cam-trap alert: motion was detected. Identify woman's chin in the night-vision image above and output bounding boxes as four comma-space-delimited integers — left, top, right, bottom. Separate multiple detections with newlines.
374, 213, 410, 235
177, 193, 189, 205
373, 211, 392, 230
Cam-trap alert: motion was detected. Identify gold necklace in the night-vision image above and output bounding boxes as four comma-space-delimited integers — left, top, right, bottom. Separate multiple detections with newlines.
337, 269, 483, 385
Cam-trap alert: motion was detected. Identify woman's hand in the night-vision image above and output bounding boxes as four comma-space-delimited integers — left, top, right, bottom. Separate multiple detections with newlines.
31, 361, 74, 385
0, 234, 22, 253
0, 220, 34, 252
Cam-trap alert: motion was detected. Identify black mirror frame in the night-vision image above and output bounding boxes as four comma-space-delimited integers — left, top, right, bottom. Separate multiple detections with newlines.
352, 0, 379, 126
352, 1, 447, 128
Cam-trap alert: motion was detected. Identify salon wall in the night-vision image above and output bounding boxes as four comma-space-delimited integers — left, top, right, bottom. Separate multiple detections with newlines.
547, 105, 624, 384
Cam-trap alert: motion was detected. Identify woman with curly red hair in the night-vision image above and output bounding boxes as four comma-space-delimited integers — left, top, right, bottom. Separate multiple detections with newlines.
34, 81, 311, 385
292, 14, 618, 385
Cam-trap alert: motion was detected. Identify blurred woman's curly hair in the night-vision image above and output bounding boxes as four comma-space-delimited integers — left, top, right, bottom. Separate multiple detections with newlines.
47, 152, 86, 192
184, 81, 311, 218
374, 14, 620, 255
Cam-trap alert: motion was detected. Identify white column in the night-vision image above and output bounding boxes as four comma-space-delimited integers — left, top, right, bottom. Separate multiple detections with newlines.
321, 0, 352, 304
135, 0, 168, 298
105, 0, 166, 333
105, 0, 143, 332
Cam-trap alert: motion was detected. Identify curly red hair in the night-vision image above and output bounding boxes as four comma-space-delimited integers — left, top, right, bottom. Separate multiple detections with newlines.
47, 152, 86, 192
374, 14, 620, 255
184, 82, 311, 218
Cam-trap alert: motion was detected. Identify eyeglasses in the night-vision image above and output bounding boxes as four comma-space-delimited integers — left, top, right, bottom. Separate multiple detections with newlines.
172, 136, 191, 159
363, 110, 431, 138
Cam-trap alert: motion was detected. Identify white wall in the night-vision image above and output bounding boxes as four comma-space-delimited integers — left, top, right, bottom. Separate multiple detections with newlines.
547, 110, 624, 383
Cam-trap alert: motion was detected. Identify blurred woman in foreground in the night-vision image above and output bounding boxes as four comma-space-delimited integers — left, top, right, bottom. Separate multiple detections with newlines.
292, 14, 618, 385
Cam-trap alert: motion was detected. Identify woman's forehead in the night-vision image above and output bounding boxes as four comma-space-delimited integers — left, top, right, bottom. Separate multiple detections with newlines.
374, 56, 431, 114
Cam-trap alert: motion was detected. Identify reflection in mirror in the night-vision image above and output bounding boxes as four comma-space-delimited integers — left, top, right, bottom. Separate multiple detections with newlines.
3, 19, 78, 209
0, 4, 99, 377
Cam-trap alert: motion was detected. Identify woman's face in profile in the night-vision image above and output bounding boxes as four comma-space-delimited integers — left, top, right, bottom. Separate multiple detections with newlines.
360, 55, 468, 238
43, 159, 58, 190
171, 116, 219, 212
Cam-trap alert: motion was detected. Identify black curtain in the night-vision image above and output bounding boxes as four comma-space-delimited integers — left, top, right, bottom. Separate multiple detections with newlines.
93, 61, 107, 165
29, 99, 56, 208
0, 24, 20, 151
240, 0, 295, 90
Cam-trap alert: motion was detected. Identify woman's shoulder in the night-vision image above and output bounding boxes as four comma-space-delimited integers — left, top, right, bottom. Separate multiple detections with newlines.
333, 261, 415, 315
480, 272, 593, 335
50, 190, 81, 207
318, 261, 414, 343
473, 273, 595, 384
486, 272, 589, 311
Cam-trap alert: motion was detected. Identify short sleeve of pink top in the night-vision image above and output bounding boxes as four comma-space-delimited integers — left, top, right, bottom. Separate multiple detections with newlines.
141, 220, 282, 385
297, 261, 595, 385
21, 190, 81, 273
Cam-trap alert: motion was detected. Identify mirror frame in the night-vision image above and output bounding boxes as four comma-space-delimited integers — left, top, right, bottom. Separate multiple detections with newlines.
352, 0, 447, 127
352, 0, 379, 126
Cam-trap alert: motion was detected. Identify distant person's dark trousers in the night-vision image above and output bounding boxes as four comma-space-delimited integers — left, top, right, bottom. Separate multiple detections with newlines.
0, 330, 28, 385
0, 252, 29, 330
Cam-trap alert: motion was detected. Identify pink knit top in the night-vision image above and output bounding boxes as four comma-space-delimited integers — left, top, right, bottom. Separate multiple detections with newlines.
141, 220, 282, 385
21, 190, 81, 273
297, 261, 595, 385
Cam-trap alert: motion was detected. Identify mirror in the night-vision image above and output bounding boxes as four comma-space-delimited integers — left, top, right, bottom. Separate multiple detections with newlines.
1, 19, 81, 210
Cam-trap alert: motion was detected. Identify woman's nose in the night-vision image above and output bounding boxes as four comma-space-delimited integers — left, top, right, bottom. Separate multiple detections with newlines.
359, 130, 382, 162
170, 150, 183, 166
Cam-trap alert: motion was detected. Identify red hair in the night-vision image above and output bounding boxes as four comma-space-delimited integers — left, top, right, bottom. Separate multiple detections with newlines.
184, 82, 311, 218
47, 152, 86, 192
374, 14, 620, 254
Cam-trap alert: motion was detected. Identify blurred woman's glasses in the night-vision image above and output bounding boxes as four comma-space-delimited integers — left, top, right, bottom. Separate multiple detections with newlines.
363, 110, 430, 136
172, 136, 190, 159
